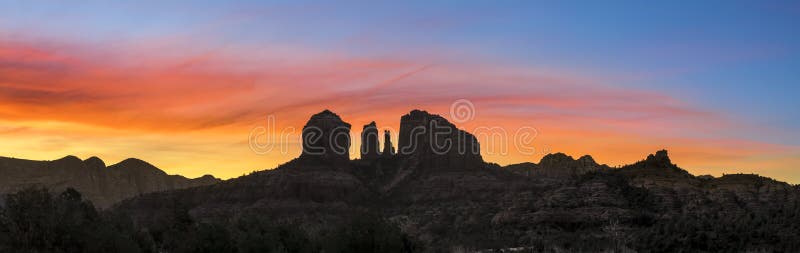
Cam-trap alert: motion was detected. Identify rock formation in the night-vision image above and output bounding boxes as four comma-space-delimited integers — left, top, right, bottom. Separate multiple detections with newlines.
397, 109, 482, 170
539, 153, 602, 177
644, 149, 673, 168
382, 130, 395, 157
360, 121, 380, 161
300, 110, 351, 163
502, 153, 604, 178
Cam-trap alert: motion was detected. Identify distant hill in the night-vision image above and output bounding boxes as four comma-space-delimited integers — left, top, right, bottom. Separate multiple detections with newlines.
113, 109, 800, 252
0, 155, 220, 208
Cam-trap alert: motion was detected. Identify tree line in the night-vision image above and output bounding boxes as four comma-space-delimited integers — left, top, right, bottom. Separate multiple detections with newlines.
0, 188, 419, 253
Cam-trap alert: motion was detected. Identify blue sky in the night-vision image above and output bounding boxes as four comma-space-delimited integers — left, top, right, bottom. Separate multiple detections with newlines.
0, 0, 798, 181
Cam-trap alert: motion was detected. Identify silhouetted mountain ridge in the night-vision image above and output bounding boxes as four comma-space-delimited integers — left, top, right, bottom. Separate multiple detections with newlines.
109, 158, 169, 175
2, 109, 798, 251
0, 155, 220, 208
113, 109, 800, 251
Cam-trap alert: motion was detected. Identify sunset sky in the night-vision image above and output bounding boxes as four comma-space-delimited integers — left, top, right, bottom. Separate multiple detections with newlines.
1, 1, 799, 182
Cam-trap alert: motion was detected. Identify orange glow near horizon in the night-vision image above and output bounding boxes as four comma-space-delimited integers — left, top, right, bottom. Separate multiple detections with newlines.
1, 38, 798, 183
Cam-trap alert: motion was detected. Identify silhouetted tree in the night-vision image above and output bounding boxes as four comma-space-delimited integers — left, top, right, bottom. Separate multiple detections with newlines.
322, 214, 419, 253
0, 187, 150, 252
231, 214, 317, 253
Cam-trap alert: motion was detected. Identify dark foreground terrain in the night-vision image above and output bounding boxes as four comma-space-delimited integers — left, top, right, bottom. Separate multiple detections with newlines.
2, 110, 799, 252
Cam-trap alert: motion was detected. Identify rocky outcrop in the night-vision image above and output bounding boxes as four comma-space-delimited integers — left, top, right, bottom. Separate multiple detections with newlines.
301, 110, 352, 163
618, 150, 697, 187
538, 153, 603, 177
503, 153, 604, 178
382, 130, 395, 157
0, 156, 220, 208
644, 149, 673, 168
360, 121, 380, 161
397, 109, 483, 171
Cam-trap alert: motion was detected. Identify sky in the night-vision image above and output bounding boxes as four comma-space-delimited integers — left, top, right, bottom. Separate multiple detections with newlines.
0, 1, 798, 182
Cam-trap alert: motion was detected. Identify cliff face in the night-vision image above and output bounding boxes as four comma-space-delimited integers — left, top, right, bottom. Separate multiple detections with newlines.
300, 110, 351, 164
398, 109, 483, 171
382, 130, 395, 157
0, 156, 220, 208
360, 121, 380, 161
